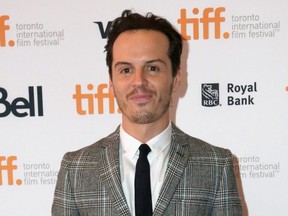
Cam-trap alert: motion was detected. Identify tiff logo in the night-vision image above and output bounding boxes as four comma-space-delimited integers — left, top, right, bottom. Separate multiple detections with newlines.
202, 83, 220, 107
73, 83, 120, 115
0, 15, 15, 47
0, 156, 22, 186
177, 7, 229, 40
94, 21, 112, 39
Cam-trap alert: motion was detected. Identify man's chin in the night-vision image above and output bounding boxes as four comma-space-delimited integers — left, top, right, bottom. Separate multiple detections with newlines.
129, 111, 154, 124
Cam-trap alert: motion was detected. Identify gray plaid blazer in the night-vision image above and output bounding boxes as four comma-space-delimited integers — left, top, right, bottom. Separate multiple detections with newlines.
52, 123, 242, 215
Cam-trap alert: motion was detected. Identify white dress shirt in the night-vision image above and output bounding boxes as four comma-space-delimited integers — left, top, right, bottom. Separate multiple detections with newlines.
119, 122, 172, 215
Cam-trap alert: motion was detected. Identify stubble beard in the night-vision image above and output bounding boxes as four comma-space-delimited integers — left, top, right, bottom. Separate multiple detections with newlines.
115, 84, 173, 125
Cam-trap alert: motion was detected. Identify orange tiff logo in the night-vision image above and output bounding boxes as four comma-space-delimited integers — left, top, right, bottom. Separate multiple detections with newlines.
0, 15, 15, 47
177, 7, 229, 40
73, 83, 120, 115
0, 156, 22, 186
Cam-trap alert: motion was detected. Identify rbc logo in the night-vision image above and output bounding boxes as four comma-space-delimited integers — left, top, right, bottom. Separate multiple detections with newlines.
202, 83, 220, 107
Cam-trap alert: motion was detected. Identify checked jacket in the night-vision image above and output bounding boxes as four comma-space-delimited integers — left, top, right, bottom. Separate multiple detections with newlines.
52, 123, 242, 216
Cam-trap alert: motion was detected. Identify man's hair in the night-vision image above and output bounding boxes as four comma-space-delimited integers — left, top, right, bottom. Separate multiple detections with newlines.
105, 9, 183, 78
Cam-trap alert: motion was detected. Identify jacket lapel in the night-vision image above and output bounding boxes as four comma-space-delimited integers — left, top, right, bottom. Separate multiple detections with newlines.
153, 124, 190, 215
99, 127, 132, 216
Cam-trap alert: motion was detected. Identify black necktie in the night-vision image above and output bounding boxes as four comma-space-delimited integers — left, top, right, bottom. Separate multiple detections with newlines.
135, 144, 153, 216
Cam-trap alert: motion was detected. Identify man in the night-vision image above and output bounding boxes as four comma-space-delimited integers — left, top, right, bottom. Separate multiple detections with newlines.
52, 10, 242, 215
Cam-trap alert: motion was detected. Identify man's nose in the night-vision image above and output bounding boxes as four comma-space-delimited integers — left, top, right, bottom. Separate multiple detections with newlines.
132, 69, 148, 87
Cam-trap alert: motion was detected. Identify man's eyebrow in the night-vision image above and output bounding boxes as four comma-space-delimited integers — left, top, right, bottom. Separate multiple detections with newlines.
146, 58, 166, 65
113, 59, 167, 69
114, 61, 132, 69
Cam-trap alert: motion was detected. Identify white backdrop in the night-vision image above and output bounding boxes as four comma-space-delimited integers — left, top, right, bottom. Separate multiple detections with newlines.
1, 1, 287, 215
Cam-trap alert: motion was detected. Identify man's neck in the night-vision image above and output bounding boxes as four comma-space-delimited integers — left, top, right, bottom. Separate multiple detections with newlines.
121, 116, 170, 143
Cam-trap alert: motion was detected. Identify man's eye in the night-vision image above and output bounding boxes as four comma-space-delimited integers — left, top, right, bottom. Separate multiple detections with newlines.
147, 66, 159, 72
121, 68, 132, 74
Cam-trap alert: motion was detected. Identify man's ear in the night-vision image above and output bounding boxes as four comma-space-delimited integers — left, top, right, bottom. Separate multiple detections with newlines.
109, 78, 115, 94
109, 76, 113, 87
173, 69, 182, 92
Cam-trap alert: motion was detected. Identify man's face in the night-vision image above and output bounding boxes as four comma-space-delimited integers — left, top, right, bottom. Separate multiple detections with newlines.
110, 29, 181, 125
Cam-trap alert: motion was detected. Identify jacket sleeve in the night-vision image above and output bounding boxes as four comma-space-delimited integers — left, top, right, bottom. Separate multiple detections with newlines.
52, 152, 80, 216
211, 150, 242, 216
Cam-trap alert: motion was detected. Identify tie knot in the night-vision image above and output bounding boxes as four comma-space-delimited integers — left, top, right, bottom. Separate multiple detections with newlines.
139, 144, 151, 157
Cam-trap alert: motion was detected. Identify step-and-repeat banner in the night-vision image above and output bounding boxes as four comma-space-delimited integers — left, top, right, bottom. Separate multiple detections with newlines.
1, 1, 287, 215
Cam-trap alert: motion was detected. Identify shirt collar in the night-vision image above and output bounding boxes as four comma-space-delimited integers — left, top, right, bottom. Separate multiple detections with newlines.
120, 122, 172, 159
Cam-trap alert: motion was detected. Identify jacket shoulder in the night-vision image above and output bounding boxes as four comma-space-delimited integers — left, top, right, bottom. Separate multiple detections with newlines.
60, 126, 120, 167
172, 123, 232, 160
